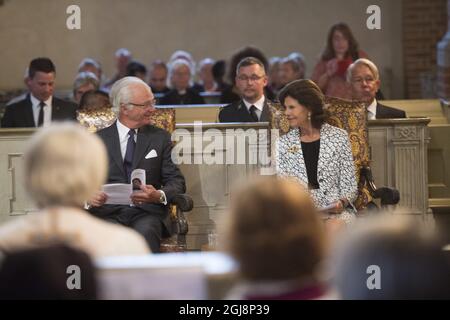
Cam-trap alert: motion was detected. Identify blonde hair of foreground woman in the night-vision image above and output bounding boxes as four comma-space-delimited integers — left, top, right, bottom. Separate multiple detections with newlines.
25, 122, 107, 208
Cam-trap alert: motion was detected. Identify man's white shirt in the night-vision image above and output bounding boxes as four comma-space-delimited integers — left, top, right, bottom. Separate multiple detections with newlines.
30, 94, 52, 127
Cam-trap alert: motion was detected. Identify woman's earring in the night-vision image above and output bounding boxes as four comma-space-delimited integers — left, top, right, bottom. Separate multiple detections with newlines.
307, 113, 311, 121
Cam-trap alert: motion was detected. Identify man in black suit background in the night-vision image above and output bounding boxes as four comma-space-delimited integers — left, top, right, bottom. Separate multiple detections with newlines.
1, 58, 77, 128
87, 77, 186, 252
348, 58, 406, 119
219, 57, 276, 123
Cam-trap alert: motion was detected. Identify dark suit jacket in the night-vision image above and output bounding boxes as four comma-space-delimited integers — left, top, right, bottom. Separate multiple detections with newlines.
376, 102, 406, 119
218, 98, 273, 123
1, 94, 77, 128
159, 88, 205, 105
90, 122, 186, 233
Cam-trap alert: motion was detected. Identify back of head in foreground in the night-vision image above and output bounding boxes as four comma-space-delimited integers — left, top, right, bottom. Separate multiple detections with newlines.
25, 122, 107, 209
0, 244, 97, 300
332, 214, 450, 299
224, 176, 327, 285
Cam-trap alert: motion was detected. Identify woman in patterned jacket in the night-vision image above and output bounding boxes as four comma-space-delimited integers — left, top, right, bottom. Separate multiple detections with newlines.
275, 79, 357, 229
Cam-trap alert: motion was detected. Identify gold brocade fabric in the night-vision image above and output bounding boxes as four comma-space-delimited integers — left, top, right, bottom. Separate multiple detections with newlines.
270, 96, 372, 210
323, 96, 372, 210
76, 108, 176, 134
150, 108, 176, 133
77, 108, 116, 133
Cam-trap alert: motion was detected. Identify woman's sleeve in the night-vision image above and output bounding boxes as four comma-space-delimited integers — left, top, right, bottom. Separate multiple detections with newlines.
274, 138, 287, 177
338, 133, 358, 203
310, 60, 326, 83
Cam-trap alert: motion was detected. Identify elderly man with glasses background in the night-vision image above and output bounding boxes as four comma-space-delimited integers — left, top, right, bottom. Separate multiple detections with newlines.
87, 76, 186, 252
347, 58, 406, 119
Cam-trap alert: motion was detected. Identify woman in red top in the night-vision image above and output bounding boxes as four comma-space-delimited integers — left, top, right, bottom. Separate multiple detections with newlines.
311, 23, 368, 100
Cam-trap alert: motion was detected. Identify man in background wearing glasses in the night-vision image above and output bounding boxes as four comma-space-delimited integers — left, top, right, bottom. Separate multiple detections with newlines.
87, 76, 186, 252
348, 58, 406, 119
219, 57, 277, 123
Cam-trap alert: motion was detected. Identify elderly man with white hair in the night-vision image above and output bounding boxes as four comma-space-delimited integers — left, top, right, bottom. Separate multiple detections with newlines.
347, 58, 406, 119
87, 77, 186, 252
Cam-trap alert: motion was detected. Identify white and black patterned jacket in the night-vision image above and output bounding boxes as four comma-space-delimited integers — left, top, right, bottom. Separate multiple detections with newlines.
275, 123, 358, 213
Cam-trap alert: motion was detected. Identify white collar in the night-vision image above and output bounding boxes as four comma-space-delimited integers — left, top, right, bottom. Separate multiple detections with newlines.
116, 119, 136, 141
367, 99, 377, 117
243, 95, 265, 111
30, 93, 52, 108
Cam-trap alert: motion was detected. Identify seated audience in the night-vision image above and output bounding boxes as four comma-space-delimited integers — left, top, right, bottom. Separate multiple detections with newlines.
279, 53, 306, 88
87, 77, 186, 252
276, 80, 357, 232
0, 244, 97, 300
126, 60, 147, 81
347, 58, 406, 119
1, 57, 77, 128
268, 56, 282, 94
212, 60, 231, 93
77, 90, 115, 132
197, 58, 219, 92
104, 48, 132, 89
5, 68, 29, 106
224, 176, 329, 300
159, 59, 205, 105
78, 58, 103, 85
0, 123, 150, 257
220, 46, 275, 104
333, 215, 450, 299
79, 90, 111, 111
219, 57, 277, 123
311, 22, 368, 100
148, 60, 170, 95
72, 71, 99, 104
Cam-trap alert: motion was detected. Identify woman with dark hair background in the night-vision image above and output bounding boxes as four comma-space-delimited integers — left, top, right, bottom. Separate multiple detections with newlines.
311, 22, 369, 100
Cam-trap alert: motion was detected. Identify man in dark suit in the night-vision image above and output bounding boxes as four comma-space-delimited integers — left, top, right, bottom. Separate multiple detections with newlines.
1, 58, 77, 128
348, 58, 406, 119
87, 77, 186, 252
219, 57, 276, 123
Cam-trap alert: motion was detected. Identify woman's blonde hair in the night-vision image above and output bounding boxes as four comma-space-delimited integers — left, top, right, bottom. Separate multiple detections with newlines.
224, 176, 326, 281
24, 123, 107, 208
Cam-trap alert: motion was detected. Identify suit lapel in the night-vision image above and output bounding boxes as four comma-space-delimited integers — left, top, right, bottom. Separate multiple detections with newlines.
132, 126, 153, 169
317, 124, 328, 182
51, 98, 61, 120
260, 98, 270, 122
376, 103, 385, 119
24, 95, 36, 126
237, 101, 254, 122
289, 129, 308, 184
105, 123, 126, 176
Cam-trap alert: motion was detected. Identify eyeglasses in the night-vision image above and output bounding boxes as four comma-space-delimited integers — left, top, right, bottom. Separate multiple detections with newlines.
352, 76, 376, 85
237, 74, 265, 82
127, 99, 156, 109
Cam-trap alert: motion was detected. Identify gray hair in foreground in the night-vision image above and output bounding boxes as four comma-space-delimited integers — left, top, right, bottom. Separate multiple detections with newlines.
24, 123, 108, 208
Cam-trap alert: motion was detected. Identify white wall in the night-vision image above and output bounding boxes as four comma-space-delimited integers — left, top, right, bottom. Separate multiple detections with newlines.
0, 0, 403, 98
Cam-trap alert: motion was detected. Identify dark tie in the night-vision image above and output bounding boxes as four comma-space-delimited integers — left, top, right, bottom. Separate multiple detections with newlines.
123, 129, 136, 183
37, 101, 45, 127
249, 105, 259, 122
